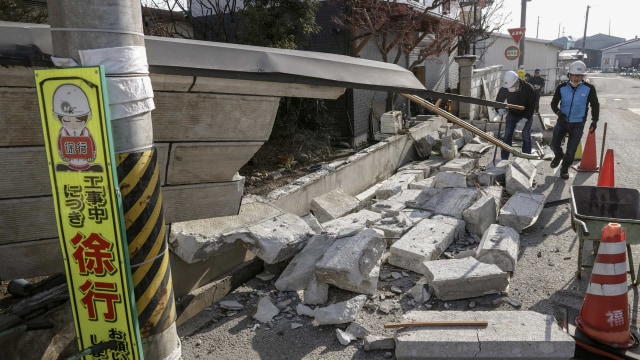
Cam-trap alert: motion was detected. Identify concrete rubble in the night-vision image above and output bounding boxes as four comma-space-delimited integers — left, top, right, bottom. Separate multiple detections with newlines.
167, 137, 554, 357
4, 117, 567, 359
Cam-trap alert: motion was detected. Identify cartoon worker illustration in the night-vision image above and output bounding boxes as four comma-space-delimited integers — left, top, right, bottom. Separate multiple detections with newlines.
53, 84, 103, 172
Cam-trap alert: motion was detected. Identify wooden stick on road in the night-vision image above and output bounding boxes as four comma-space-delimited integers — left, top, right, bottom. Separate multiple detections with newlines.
384, 320, 489, 329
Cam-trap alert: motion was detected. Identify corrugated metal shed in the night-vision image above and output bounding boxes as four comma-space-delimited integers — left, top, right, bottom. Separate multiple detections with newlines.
601, 38, 640, 71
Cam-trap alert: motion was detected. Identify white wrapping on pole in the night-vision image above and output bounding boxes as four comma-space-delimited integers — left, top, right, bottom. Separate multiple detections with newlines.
79, 46, 155, 121
79, 46, 149, 74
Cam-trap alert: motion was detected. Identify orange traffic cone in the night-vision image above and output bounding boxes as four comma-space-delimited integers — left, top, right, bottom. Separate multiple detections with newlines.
574, 130, 599, 172
597, 149, 615, 187
575, 223, 635, 349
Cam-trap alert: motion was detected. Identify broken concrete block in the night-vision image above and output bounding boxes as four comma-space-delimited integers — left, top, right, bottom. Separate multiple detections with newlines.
346, 322, 370, 339
313, 295, 367, 325
475, 224, 520, 272
440, 135, 458, 160
386, 189, 423, 206
396, 169, 426, 182
375, 172, 420, 200
225, 212, 313, 264
398, 160, 435, 178
395, 311, 575, 359
430, 215, 465, 241
400, 209, 433, 222
462, 194, 497, 237
408, 281, 430, 303
300, 213, 323, 234
336, 328, 356, 345
303, 274, 329, 305
439, 157, 477, 174
296, 303, 315, 317
407, 176, 435, 189
253, 296, 280, 323
275, 233, 336, 291
364, 335, 396, 351
431, 171, 467, 188
315, 228, 386, 295
477, 160, 509, 186
410, 187, 480, 219
355, 183, 383, 209
423, 257, 508, 300
370, 199, 407, 216
388, 218, 458, 274
322, 209, 382, 235
170, 196, 283, 264
372, 212, 418, 245
310, 188, 360, 223
505, 158, 536, 195
498, 192, 545, 232
219, 300, 244, 311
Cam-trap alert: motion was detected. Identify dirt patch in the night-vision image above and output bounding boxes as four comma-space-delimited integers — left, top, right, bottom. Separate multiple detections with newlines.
239, 138, 366, 197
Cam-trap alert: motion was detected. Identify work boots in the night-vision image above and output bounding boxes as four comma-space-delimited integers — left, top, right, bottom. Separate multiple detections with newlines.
550, 153, 564, 168
560, 166, 569, 180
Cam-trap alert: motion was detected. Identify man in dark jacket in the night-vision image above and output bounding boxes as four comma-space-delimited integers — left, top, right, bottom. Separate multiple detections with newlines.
527, 68, 545, 113
495, 70, 537, 160
549, 60, 600, 180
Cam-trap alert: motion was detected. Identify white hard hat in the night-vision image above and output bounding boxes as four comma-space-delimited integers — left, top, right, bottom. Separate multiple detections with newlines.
568, 61, 587, 75
52, 84, 91, 117
502, 71, 519, 88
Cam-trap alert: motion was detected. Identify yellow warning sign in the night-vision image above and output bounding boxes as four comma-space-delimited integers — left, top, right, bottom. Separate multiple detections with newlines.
34, 66, 142, 359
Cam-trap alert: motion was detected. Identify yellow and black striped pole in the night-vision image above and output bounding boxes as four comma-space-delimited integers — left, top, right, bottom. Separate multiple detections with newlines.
118, 150, 176, 341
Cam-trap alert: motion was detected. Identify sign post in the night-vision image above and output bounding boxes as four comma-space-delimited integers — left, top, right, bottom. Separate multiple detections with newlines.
35, 66, 143, 360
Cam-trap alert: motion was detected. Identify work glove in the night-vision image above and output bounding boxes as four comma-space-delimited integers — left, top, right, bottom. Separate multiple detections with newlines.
497, 108, 505, 116
589, 121, 597, 132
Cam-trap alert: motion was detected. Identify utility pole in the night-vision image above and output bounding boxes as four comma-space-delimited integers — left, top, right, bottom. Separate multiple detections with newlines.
581, 5, 590, 65
536, 16, 539, 39
517, 0, 529, 68
472, 0, 477, 55
46, 1, 180, 359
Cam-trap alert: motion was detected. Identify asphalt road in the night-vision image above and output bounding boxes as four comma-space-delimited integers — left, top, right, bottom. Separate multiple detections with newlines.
177, 72, 640, 360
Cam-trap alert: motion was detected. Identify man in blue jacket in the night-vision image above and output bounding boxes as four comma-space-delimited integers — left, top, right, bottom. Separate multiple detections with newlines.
549, 60, 600, 179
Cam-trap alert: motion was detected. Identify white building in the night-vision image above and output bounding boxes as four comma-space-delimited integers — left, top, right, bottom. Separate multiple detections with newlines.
475, 33, 563, 94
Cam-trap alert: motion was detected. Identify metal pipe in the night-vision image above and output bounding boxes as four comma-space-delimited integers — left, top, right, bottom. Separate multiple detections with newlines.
599, 122, 608, 169
401, 94, 540, 160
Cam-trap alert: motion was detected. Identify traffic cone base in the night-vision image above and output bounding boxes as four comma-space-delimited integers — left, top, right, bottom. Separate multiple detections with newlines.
597, 149, 615, 187
574, 130, 599, 172
575, 223, 635, 349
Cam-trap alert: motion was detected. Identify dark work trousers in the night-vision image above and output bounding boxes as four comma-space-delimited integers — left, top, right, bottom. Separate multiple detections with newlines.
534, 90, 541, 113
502, 112, 533, 160
550, 119, 585, 169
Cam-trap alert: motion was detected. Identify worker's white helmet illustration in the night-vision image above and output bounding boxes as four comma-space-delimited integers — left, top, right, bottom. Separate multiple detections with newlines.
53, 84, 91, 117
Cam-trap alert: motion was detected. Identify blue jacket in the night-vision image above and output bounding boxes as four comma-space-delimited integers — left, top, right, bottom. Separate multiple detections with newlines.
550, 81, 599, 123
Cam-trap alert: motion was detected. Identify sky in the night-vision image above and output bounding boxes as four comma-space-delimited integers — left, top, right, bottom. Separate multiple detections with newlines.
497, 0, 640, 41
